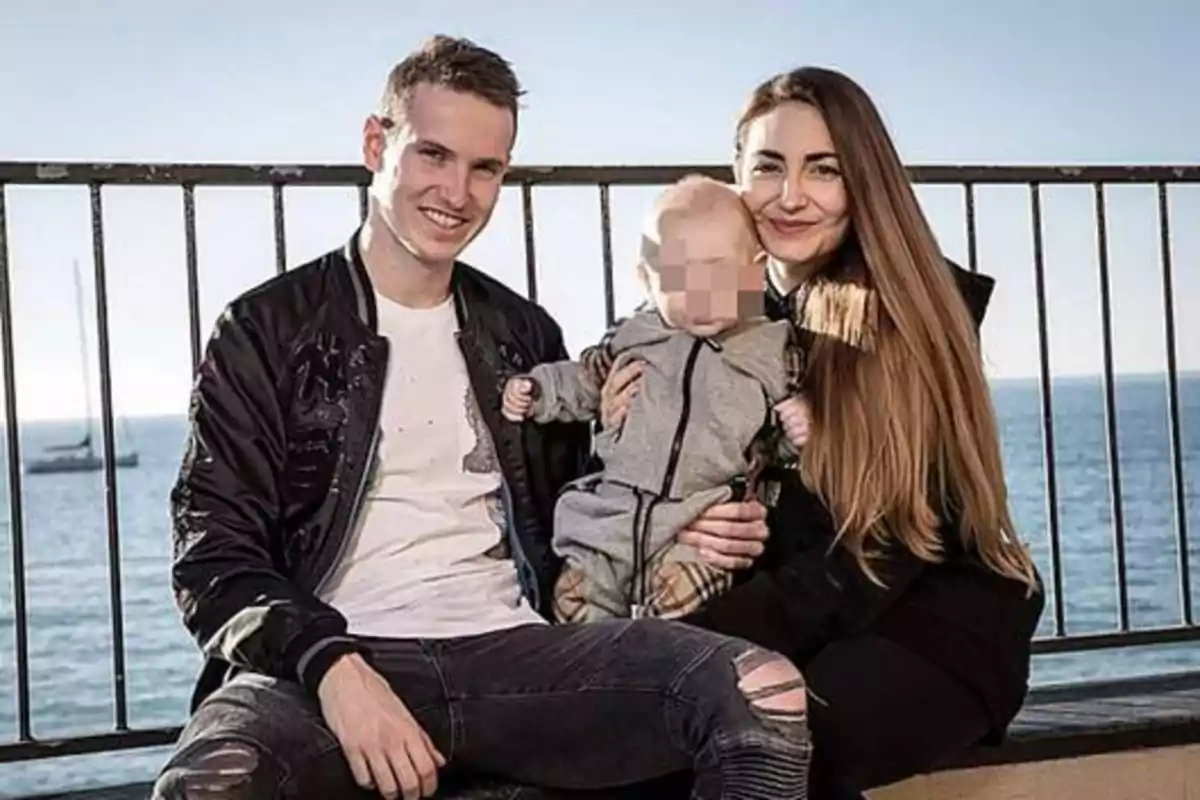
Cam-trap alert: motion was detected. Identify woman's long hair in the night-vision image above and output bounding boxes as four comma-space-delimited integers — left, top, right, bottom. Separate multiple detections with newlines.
736, 67, 1038, 591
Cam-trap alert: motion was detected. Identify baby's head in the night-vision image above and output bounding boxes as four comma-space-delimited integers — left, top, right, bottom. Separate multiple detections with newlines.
638, 175, 764, 337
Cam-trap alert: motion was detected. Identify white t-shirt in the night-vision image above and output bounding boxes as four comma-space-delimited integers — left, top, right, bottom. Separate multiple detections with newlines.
316, 292, 545, 638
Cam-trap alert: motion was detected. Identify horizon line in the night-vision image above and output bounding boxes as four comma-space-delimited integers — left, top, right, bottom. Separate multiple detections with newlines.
3, 368, 1197, 426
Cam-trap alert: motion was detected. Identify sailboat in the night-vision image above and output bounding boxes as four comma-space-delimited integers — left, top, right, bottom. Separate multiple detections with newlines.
24, 260, 139, 476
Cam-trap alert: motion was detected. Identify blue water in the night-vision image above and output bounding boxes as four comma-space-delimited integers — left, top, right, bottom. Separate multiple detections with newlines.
0, 373, 1198, 796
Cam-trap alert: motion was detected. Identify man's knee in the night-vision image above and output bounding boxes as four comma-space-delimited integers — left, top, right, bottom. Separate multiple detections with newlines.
731, 646, 809, 741
153, 739, 279, 800
683, 644, 812, 796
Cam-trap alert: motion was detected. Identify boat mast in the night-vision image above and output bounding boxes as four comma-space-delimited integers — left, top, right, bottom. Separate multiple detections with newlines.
73, 259, 94, 457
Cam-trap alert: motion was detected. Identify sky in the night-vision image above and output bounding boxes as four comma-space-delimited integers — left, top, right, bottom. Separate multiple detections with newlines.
0, 0, 1197, 421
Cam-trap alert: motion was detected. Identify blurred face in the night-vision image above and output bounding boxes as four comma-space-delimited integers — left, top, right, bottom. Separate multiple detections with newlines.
735, 101, 850, 278
362, 83, 513, 268
648, 210, 763, 338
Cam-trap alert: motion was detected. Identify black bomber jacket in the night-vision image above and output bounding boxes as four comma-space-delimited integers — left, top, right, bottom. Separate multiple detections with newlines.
169, 231, 591, 709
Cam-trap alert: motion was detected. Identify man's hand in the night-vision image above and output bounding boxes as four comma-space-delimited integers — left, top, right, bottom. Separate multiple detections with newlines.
775, 395, 811, 449
678, 500, 769, 571
501, 377, 535, 422
318, 653, 446, 800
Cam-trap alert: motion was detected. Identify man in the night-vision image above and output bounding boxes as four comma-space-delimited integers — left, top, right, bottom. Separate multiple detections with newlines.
155, 35, 810, 800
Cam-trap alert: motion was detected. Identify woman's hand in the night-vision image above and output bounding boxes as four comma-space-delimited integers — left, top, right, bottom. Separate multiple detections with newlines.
679, 500, 770, 571
599, 359, 644, 430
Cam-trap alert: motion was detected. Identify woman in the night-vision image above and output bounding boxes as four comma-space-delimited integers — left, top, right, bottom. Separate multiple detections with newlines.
601, 67, 1045, 798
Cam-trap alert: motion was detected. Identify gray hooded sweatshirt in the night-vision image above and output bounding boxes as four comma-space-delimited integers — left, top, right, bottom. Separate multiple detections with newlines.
524, 307, 797, 615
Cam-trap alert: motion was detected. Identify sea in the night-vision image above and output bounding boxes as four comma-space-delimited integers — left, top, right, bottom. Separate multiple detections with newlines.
0, 373, 1198, 796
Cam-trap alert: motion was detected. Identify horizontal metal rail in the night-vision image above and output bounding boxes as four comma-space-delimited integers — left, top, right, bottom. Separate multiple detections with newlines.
1, 160, 1199, 187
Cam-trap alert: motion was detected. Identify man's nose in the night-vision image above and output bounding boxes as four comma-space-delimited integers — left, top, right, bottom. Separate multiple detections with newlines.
437, 164, 471, 209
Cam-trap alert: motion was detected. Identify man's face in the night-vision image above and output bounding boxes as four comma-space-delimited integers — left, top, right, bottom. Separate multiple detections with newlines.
363, 83, 514, 267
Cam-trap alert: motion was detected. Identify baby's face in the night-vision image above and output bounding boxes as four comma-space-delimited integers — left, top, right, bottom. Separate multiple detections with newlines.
650, 210, 764, 337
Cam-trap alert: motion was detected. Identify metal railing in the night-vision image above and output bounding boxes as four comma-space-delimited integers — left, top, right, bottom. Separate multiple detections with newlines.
0, 160, 1198, 764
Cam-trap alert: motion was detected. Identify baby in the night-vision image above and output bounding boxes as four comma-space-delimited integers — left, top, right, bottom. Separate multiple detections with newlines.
503, 175, 809, 622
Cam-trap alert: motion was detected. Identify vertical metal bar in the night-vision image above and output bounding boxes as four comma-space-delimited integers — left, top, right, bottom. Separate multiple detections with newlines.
520, 182, 537, 302
1030, 183, 1066, 637
182, 184, 201, 369
598, 184, 615, 327
272, 183, 286, 275
963, 183, 979, 274
1093, 183, 1129, 631
88, 183, 129, 731
1157, 182, 1192, 625
0, 184, 31, 741
358, 185, 369, 223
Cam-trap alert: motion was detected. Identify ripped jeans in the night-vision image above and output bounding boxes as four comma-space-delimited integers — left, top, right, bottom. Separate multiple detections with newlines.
153, 619, 811, 799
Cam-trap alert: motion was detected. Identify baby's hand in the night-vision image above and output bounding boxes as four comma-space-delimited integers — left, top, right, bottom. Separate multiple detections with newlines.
502, 377, 536, 422
775, 395, 811, 448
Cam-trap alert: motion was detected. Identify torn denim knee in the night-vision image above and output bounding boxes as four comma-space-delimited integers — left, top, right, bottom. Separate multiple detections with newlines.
154, 740, 267, 799
733, 647, 810, 741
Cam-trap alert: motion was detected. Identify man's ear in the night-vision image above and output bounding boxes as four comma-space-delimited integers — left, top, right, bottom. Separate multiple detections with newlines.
362, 115, 388, 173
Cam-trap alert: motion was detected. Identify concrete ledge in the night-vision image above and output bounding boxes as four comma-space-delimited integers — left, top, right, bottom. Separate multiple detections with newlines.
870, 743, 1200, 800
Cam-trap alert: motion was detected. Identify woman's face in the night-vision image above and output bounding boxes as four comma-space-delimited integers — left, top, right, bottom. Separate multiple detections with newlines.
735, 101, 850, 275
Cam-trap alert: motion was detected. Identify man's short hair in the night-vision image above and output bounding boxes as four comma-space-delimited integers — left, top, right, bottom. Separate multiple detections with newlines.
381, 35, 524, 129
